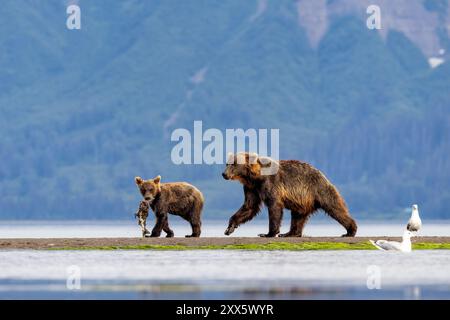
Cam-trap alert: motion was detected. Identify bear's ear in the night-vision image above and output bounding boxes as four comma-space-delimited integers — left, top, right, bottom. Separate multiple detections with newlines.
257, 156, 272, 167
258, 156, 279, 176
226, 152, 235, 164
135, 177, 144, 185
153, 175, 161, 184
236, 152, 247, 165
248, 152, 258, 164
247, 153, 260, 176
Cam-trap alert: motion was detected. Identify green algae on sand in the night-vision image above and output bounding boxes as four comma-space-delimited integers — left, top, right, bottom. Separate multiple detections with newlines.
50, 242, 450, 251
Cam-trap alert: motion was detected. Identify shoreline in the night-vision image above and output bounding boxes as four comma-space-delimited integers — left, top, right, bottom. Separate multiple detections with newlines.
0, 236, 449, 250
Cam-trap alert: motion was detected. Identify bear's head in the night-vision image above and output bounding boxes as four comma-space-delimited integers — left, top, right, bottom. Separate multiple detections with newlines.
222, 152, 278, 183
135, 176, 161, 202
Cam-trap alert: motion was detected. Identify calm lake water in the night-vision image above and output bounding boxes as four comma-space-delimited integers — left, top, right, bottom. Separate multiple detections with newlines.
0, 250, 449, 299
0, 219, 449, 238
0, 220, 449, 299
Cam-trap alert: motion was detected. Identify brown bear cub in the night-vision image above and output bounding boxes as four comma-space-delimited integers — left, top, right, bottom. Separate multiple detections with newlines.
222, 152, 357, 237
135, 176, 204, 237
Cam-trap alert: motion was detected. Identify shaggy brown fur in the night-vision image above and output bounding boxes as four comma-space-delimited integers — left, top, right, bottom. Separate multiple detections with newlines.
222, 153, 357, 237
135, 176, 204, 237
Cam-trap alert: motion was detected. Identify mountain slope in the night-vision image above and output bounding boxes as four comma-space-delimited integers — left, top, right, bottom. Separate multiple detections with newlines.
0, 0, 449, 219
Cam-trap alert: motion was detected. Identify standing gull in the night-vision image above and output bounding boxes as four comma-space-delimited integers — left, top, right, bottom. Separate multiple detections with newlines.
370, 230, 413, 252
407, 204, 422, 232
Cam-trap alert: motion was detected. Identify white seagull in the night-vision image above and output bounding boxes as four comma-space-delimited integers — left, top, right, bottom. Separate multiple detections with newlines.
370, 230, 413, 252
407, 204, 422, 232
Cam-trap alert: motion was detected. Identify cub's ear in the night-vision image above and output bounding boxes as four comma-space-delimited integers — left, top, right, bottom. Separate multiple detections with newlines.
153, 175, 161, 184
135, 177, 144, 185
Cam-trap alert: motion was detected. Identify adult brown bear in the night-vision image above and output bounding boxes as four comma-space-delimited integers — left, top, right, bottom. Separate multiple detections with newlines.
222, 153, 357, 237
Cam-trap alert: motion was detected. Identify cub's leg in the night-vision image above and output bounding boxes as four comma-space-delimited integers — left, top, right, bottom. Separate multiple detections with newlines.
163, 219, 174, 238
186, 221, 201, 238
151, 213, 168, 237
185, 200, 203, 238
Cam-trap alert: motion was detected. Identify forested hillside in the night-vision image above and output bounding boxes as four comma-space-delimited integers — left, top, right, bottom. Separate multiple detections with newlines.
0, 0, 449, 219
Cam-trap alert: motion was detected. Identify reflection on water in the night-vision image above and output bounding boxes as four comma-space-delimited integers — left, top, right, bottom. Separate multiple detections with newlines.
2, 282, 448, 300
0, 219, 449, 238
0, 250, 449, 299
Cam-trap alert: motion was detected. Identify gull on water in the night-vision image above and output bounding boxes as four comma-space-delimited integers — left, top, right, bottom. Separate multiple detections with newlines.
407, 204, 422, 232
370, 230, 413, 252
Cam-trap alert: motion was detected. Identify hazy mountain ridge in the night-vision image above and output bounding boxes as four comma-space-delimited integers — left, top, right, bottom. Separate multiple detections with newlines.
0, 0, 449, 219
296, 0, 450, 58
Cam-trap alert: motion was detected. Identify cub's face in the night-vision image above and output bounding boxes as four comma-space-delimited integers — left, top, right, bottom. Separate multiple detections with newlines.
135, 176, 161, 202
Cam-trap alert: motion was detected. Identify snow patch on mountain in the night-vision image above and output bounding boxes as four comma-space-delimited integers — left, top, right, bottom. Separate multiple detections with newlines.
429, 57, 445, 68
295, 0, 446, 58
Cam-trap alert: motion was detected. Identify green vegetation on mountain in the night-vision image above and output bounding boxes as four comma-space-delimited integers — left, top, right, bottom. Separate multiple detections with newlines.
0, 0, 449, 219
